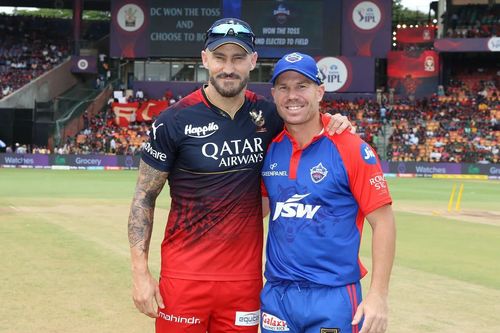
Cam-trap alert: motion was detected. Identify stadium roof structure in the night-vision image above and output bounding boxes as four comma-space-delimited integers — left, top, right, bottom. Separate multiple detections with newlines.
1, 0, 110, 11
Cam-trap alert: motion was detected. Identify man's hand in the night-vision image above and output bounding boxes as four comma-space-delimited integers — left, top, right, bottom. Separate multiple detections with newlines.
132, 270, 164, 318
324, 113, 354, 135
352, 291, 389, 333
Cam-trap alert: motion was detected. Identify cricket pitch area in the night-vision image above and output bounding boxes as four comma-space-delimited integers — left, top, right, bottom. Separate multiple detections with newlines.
0, 169, 499, 333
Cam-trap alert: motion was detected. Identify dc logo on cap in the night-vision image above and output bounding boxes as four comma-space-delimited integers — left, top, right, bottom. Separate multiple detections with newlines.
285, 53, 303, 63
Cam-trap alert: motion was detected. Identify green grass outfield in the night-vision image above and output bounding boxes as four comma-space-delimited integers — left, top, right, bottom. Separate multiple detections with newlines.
0, 169, 499, 333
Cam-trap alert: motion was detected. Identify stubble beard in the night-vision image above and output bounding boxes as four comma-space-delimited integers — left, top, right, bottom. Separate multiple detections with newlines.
210, 73, 249, 98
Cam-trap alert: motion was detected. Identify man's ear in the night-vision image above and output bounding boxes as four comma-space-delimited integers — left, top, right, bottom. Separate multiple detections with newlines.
317, 84, 325, 102
250, 52, 258, 70
201, 50, 209, 69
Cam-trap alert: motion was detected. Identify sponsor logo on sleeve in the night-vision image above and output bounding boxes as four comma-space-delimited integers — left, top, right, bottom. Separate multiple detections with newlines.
368, 173, 387, 191
310, 162, 328, 183
235, 310, 260, 326
151, 121, 164, 140
143, 142, 167, 161
262, 312, 290, 331
360, 143, 377, 165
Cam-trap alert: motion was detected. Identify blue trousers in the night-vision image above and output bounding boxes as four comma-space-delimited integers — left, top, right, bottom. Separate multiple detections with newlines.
260, 281, 363, 333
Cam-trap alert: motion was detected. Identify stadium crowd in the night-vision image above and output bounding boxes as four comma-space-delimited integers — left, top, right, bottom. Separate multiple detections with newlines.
14, 80, 494, 165
443, 4, 500, 38
384, 81, 499, 164
0, 14, 108, 99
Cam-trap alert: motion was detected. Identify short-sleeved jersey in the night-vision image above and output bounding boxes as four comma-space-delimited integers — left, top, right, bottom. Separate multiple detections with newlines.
261, 114, 392, 287
142, 87, 283, 281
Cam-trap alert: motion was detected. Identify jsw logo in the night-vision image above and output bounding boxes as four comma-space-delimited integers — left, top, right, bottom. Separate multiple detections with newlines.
363, 146, 375, 160
272, 193, 321, 221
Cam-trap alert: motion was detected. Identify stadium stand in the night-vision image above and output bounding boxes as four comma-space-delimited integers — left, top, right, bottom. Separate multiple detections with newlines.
0, 14, 109, 100
443, 5, 500, 38
0, 1, 498, 168
0, 14, 71, 99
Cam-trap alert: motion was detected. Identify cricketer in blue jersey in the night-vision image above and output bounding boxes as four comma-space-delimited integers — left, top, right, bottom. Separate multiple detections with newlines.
128, 18, 355, 333
261, 53, 396, 333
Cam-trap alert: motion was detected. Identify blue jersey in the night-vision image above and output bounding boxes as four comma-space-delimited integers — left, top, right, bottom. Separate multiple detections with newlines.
262, 114, 392, 287
142, 87, 283, 281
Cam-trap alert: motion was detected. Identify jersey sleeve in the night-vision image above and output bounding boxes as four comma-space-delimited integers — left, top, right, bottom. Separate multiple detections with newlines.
334, 132, 392, 215
141, 109, 179, 172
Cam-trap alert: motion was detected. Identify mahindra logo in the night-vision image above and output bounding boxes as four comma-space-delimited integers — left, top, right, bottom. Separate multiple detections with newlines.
185, 122, 219, 138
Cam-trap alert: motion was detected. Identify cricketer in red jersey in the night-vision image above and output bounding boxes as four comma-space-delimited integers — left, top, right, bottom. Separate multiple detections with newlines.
261, 53, 396, 333
127, 19, 353, 333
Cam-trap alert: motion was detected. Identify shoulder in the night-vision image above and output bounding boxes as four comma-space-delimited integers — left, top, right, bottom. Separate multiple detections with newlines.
326, 130, 364, 148
327, 131, 379, 167
157, 89, 206, 121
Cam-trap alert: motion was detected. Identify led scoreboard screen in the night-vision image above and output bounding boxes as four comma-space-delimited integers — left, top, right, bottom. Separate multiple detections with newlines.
149, 0, 222, 57
241, 0, 341, 58
110, 0, 341, 59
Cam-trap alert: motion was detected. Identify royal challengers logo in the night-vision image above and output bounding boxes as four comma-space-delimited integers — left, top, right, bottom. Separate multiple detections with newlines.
249, 109, 267, 133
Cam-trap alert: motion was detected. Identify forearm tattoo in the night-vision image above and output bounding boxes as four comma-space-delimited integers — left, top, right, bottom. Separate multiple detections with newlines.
128, 161, 168, 253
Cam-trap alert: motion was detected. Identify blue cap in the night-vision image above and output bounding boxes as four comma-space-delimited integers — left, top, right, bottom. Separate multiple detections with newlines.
270, 52, 323, 85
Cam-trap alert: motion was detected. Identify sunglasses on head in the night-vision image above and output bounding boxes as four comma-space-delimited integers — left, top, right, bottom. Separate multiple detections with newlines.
206, 22, 255, 42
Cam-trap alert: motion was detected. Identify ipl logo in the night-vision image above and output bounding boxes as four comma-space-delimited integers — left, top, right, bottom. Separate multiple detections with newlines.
353, 1, 381, 31
487, 37, 500, 52
317, 57, 348, 92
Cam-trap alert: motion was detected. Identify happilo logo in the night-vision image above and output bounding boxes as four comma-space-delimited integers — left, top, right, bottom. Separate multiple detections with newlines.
487, 37, 500, 52
352, 1, 381, 31
317, 57, 348, 92
117, 4, 145, 32
77, 59, 89, 70
272, 193, 321, 221
262, 312, 290, 331
360, 143, 377, 165
235, 310, 260, 326
185, 122, 219, 138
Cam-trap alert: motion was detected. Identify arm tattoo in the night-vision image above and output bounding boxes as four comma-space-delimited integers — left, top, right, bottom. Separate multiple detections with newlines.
128, 160, 168, 253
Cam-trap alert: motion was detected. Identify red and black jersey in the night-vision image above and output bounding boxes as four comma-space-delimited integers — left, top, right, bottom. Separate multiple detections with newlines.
142, 87, 283, 281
